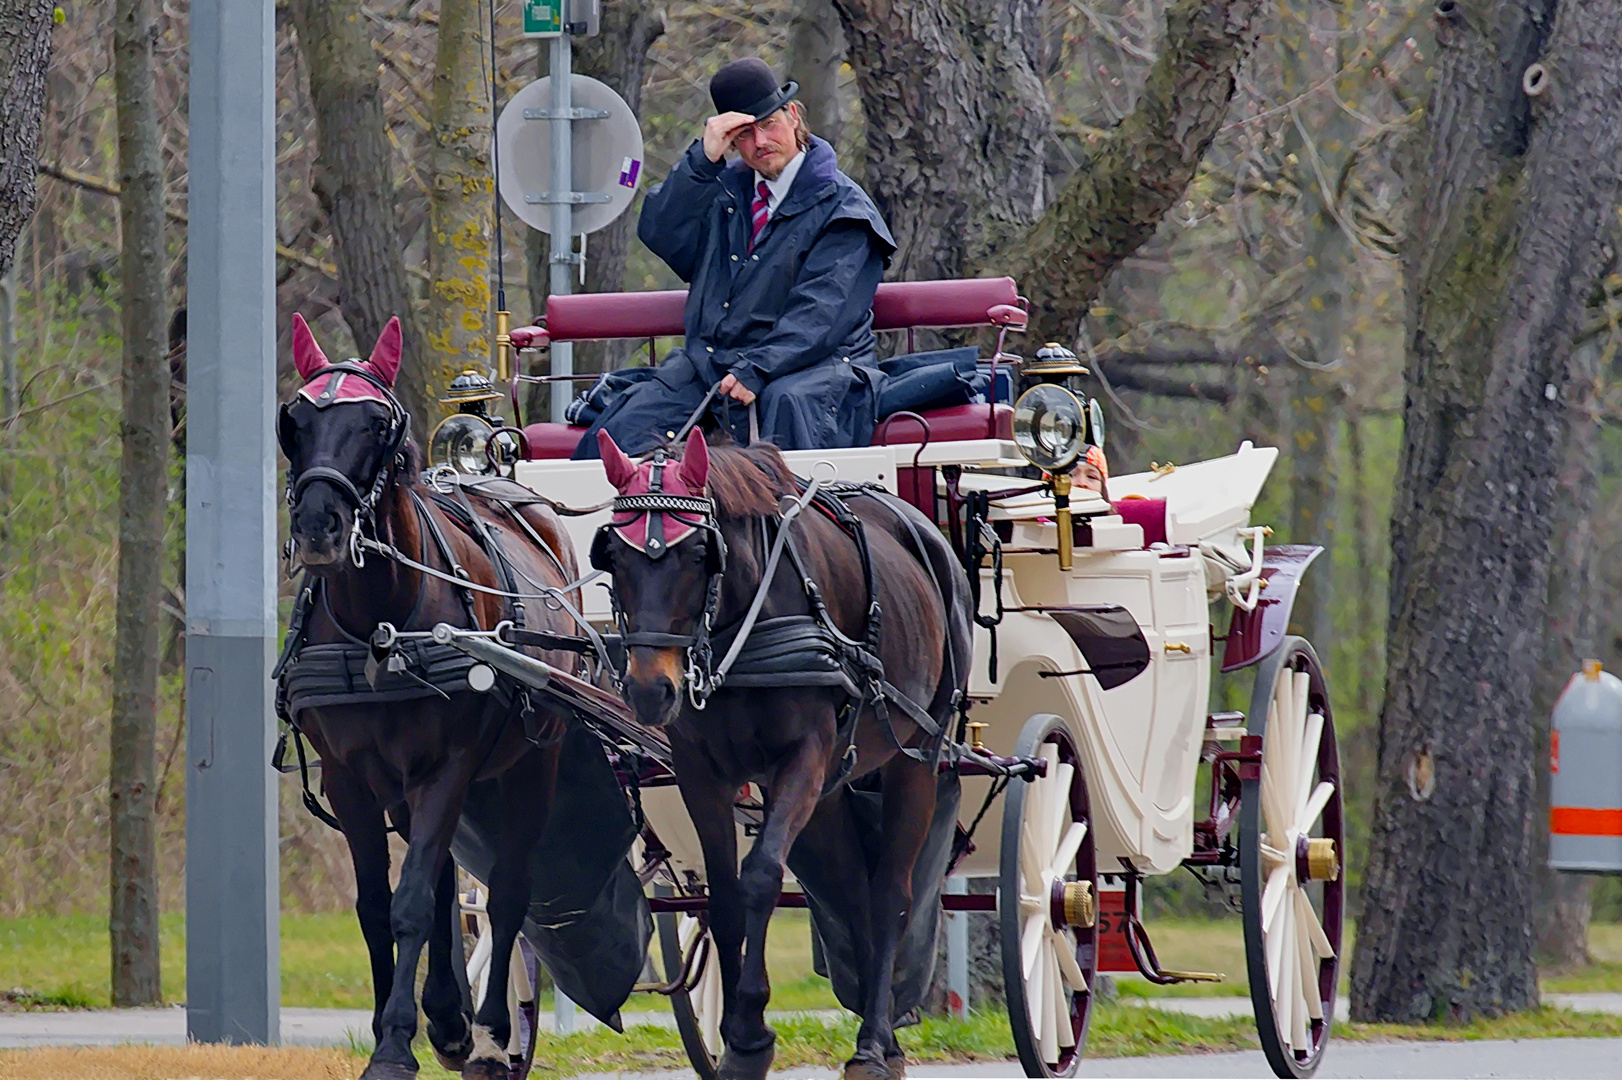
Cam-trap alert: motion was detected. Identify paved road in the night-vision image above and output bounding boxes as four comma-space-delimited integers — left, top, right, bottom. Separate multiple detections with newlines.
2, 997, 1618, 1080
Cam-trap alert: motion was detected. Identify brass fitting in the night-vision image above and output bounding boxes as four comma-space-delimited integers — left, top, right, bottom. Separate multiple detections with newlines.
1306, 837, 1340, 881
1052, 471, 1073, 571
1165, 641, 1192, 655
1061, 880, 1096, 929
495, 309, 513, 384
966, 721, 988, 752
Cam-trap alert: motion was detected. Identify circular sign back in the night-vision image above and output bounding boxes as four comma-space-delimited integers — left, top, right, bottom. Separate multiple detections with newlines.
496, 75, 645, 236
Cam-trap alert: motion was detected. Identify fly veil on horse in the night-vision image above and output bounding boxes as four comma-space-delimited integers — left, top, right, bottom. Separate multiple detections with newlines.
591, 428, 972, 1080
275, 315, 647, 1080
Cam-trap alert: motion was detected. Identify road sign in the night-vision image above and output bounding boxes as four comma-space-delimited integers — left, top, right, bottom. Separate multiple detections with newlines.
495, 75, 645, 237
523, 0, 562, 37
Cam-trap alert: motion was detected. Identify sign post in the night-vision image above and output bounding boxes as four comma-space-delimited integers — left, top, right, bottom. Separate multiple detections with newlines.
184, 0, 280, 1046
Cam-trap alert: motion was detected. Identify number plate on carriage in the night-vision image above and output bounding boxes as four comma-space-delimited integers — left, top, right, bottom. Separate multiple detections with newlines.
1095, 880, 1136, 975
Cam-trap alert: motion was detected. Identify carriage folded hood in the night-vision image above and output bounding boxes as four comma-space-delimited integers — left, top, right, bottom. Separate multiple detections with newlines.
1106, 441, 1279, 545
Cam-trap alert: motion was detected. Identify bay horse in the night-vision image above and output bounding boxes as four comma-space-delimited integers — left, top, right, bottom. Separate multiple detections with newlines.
590, 428, 971, 1080
278, 314, 577, 1080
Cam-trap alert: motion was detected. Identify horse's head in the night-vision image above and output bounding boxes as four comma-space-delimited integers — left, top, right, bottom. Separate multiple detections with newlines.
591, 428, 723, 727
277, 313, 409, 570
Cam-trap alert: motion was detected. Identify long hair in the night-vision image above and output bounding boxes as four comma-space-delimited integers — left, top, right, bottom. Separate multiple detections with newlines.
790, 101, 811, 151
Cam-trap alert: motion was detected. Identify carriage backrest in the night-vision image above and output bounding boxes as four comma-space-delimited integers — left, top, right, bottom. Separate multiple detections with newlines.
541, 276, 1025, 342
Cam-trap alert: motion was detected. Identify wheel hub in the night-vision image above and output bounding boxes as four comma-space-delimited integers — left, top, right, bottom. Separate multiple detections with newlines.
1050, 878, 1095, 929
1295, 834, 1339, 882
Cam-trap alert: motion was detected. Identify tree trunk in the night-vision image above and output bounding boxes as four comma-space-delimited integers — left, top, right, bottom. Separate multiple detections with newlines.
1350, 0, 1622, 1023
109, 0, 167, 1007
1001, 0, 1263, 346
835, 0, 1052, 281
1286, 364, 1342, 649
0, 1, 54, 278
524, 2, 664, 418
788, 0, 846, 153
1532, 338, 1602, 971
289, 0, 427, 441
424, 0, 493, 427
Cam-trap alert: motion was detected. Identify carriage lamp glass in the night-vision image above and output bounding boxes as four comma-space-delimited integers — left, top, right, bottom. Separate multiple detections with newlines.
429, 413, 497, 475
1089, 397, 1106, 450
1012, 383, 1087, 472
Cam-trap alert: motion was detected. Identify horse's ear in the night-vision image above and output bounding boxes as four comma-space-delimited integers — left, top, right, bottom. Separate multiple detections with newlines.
679, 427, 710, 491
598, 430, 637, 490
292, 313, 328, 379
366, 316, 403, 387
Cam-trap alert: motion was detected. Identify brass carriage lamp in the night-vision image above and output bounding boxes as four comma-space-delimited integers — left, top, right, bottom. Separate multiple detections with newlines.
428, 368, 520, 475
1010, 343, 1106, 572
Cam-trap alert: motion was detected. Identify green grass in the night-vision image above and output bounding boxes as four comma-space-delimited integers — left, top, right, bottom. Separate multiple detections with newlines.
3, 910, 1620, 1017
1542, 922, 1622, 994
398, 1002, 1622, 1077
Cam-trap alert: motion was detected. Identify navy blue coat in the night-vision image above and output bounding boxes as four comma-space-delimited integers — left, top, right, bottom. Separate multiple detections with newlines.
574, 135, 896, 457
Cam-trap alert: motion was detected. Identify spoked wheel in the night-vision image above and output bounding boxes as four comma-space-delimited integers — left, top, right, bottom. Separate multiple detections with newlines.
999, 713, 1099, 1078
1241, 637, 1345, 1078
461, 884, 541, 1080
657, 910, 722, 1080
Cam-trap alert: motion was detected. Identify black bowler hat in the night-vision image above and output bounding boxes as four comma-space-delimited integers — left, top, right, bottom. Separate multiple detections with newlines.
710, 58, 798, 121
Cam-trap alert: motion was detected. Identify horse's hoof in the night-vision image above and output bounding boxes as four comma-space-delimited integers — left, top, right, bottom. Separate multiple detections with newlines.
429, 1021, 472, 1072
842, 1055, 890, 1080
460, 1057, 512, 1080
717, 1040, 776, 1080
886, 1052, 907, 1080
432, 1041, 471, 1073
359, 1060, 418, 1080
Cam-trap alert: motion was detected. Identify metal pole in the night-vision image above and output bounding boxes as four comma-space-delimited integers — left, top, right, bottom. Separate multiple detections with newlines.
945, 876, 969, 1020
547, 31, 574, 422
185, 0, 280, 1045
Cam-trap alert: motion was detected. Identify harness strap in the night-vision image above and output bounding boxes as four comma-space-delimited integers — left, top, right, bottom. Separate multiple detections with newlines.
409, 488, 479, 626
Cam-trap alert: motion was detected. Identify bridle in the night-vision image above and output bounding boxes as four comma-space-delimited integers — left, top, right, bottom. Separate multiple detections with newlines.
277, 361, 410, 566
590, 449, 728, 706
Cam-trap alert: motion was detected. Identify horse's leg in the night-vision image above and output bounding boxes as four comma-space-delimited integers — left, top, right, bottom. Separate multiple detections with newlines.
669, 739, 753, 1074
727, 730, 833, 1080
321, 764, 396, 1048
367, 770, 473, 1079
463, 748, 557, 1080
850, 754, 937, 1080
422, 857, 473, 1071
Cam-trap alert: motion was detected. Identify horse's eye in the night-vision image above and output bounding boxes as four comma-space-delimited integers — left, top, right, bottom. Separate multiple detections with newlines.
372, 418, 390, 437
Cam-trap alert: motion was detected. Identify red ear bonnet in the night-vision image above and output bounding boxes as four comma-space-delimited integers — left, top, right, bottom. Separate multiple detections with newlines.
292, 313, 328, 380
366, 316, 402, 388
679, 428, 710, 492
598, 431, 638, 491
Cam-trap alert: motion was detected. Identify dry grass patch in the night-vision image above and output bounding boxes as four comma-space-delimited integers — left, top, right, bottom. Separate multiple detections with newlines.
0, 1045, 363, 1080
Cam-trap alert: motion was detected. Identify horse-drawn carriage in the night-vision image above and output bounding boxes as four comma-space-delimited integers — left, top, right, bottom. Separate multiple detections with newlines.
275, 276, 1342, 1080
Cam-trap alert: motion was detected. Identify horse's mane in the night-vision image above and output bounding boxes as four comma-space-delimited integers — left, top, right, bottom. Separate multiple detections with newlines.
704, 442, 796, 521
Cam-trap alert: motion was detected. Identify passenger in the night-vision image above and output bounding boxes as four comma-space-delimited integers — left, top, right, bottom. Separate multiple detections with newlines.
573, 57, 896, 459
1072, 445, 1109, 502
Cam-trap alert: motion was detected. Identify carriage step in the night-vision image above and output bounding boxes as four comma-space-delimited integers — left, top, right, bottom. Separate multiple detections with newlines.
1204, 711, 1247, 739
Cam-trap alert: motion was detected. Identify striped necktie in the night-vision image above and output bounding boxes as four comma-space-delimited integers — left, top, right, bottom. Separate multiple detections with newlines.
750, 180, 770, 250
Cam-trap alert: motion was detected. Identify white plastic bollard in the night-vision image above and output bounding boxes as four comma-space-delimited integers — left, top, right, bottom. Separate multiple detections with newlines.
944, 876, 969, 1020
1550, 659, 1622, 873
554, 987, 577, 1035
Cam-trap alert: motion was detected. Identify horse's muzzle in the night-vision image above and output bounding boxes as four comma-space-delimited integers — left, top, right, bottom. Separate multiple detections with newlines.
291, 494, 349, 567
626, 673, 680, 728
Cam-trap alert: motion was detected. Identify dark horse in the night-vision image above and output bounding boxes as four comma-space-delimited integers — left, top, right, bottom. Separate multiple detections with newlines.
591, 428, 971, 1080
278, 314, 577, 1080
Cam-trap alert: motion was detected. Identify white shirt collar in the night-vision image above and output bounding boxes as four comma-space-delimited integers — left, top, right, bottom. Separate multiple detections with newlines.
755, 149, 806, 218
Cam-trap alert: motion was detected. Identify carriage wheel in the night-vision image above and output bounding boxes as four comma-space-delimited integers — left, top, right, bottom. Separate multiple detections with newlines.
1241, 637, 1345, 1079
999, 713, 1099, 1078
657, 911, 722, 1080
461, 884, 541, 1080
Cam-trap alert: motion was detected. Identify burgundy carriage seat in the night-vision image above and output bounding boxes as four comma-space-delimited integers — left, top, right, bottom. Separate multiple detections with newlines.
1110, 496, 1169, 548
516, 277, 1025, 459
